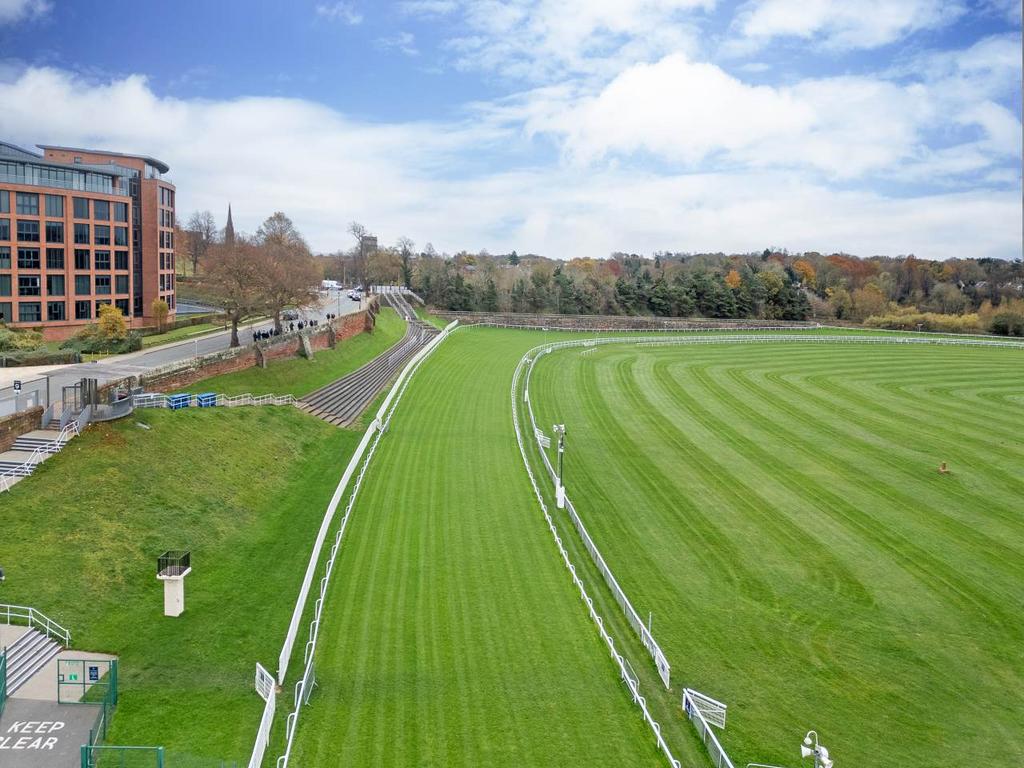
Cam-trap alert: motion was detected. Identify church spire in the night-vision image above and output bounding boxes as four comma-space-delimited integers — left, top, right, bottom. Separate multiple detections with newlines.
225, 203, 235, 245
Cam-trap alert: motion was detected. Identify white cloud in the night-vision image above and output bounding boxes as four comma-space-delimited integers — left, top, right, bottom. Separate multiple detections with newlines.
521, 52, 1020, 182
315, 1, 363, 25
376, 31, 419, 57
732, 0, 966, 50
399, 0, 457, 14
444, 0, 713, 82
0, 65, 1017, 261
0, 0, 51, 24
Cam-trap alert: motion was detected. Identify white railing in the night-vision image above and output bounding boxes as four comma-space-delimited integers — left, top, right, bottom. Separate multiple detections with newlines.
0, 418, 80, 493
511, 352, 681, 768
247, 685, 276, 768
0, 604, 71, 646
260, 320, 458, 768
683, 689, 736, 768
522, 347, 672, 688
133, 393, 298, 409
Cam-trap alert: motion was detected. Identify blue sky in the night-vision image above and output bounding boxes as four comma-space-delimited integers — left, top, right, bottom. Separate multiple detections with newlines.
0, 0, 1020, 259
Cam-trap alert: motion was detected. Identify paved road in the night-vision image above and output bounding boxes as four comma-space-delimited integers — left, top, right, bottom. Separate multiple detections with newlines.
38, 292, 364, 403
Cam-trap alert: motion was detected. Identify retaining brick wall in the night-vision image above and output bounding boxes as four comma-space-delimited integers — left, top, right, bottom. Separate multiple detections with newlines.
0, 406, 43, 452
431, 311, 814, 331
141, 303, 377, 393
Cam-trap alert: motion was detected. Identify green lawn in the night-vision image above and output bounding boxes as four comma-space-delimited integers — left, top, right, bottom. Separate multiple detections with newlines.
182, 307, 406, 398
528, 339, 1024, 768
287, 327, 661, 767
141, 322, 225, 348
0, 407, 362, 764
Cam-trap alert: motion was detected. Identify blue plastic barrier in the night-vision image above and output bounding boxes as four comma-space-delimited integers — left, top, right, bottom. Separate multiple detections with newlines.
167, 393, 191, 410
197, 393, 218, 408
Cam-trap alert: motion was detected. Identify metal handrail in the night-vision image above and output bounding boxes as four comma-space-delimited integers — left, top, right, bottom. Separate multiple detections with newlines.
0, 603, 71, 646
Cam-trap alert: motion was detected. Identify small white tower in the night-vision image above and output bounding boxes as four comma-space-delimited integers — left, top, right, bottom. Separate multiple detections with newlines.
156, 550, 192, 617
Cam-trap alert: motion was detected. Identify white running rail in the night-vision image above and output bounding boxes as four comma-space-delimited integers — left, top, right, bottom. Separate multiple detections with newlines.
0, 604, 71, 646
512, 351, 681, 768
255, 320, 458, 768
523, 346, 672, 688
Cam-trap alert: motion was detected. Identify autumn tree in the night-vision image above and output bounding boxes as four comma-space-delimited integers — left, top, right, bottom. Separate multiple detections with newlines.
256, 212, 320, 332
202, 238, 272, 347
97, 303, 127, 340
151, 298, 170, 333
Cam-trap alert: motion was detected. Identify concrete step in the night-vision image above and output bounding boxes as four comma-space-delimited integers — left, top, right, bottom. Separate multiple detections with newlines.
0, 450, 49, 474
11, 430, 67, 453
4, 627, 63, 696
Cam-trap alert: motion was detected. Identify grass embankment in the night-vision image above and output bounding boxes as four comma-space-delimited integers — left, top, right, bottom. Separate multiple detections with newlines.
0, 407, 361, 763
529, 340, 1024, 768
415, 306, 447, 330
289, 327, 659, 766
183, 307, 406, 398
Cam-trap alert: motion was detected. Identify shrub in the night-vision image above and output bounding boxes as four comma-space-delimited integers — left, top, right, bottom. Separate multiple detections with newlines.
0, 323, 43, 352
863, 312, 982, 334
989, 312, 1024, 337
61, 325, 143, 354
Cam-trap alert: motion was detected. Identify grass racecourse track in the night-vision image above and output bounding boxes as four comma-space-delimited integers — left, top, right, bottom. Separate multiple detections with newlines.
287, 327, 661, 766
528, 338, 1024, 768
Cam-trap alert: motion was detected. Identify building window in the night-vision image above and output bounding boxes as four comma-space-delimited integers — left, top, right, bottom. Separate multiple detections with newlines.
47, 274, 65, 296
114, 250, 129, 270
18, 302, 41, 323
94, 200, 110, 220
73, 197, 89, 219
75, 275, 91, 295
114, 226, 128, 246
95, 299, 111, 315
74, 223, 90, 244
46, 247, 65, 269
17, 247, 40, 269
95, 250, 111, 270
47, 301, 66, 321
45, 194, 64, 218
159, 274, 165, 291
94, 225, 110, 245
74, 249, 90, 270
115, 298, 129, 315
0, 190, 8, 213
114, 202, 128, 222
0, 246, 9, 269
95, 275, 111, 295
115, 274, 129, 294
0, 218, 8, 241
75, 300, 91, 320
18, 275, 41, 296
15, 192, 39, 215
45, 221, 64, 243
0, 275, 9, 296
0, 302, 10, 322
17, 220, 40, 242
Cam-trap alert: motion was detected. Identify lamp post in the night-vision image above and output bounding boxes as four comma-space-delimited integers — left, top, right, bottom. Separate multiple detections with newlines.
800, 731, 833, 768
552, 423, 566, 508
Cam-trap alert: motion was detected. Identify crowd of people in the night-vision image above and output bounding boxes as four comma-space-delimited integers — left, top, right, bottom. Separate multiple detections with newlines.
251, 313, 339, 344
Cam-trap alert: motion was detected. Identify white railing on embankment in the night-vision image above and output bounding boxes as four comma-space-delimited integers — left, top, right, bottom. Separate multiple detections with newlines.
511, 352, 682, 768
134, 393, 297, 409
0, 604, 71, 646
0, 419, 80, 493
243, 320, 458, 768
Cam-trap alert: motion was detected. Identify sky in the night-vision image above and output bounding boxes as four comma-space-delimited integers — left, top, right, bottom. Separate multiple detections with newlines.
0, 0, 1020, 260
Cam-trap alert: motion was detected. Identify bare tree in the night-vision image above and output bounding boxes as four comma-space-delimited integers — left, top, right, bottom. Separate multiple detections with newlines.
201, 237, 271, 347
348, 222, 369, 289
256, 212, 319, 332
185, 210, 217, 275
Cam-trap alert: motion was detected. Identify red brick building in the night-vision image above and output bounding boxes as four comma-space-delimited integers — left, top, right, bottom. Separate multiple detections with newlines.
0, 140, 176, 340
